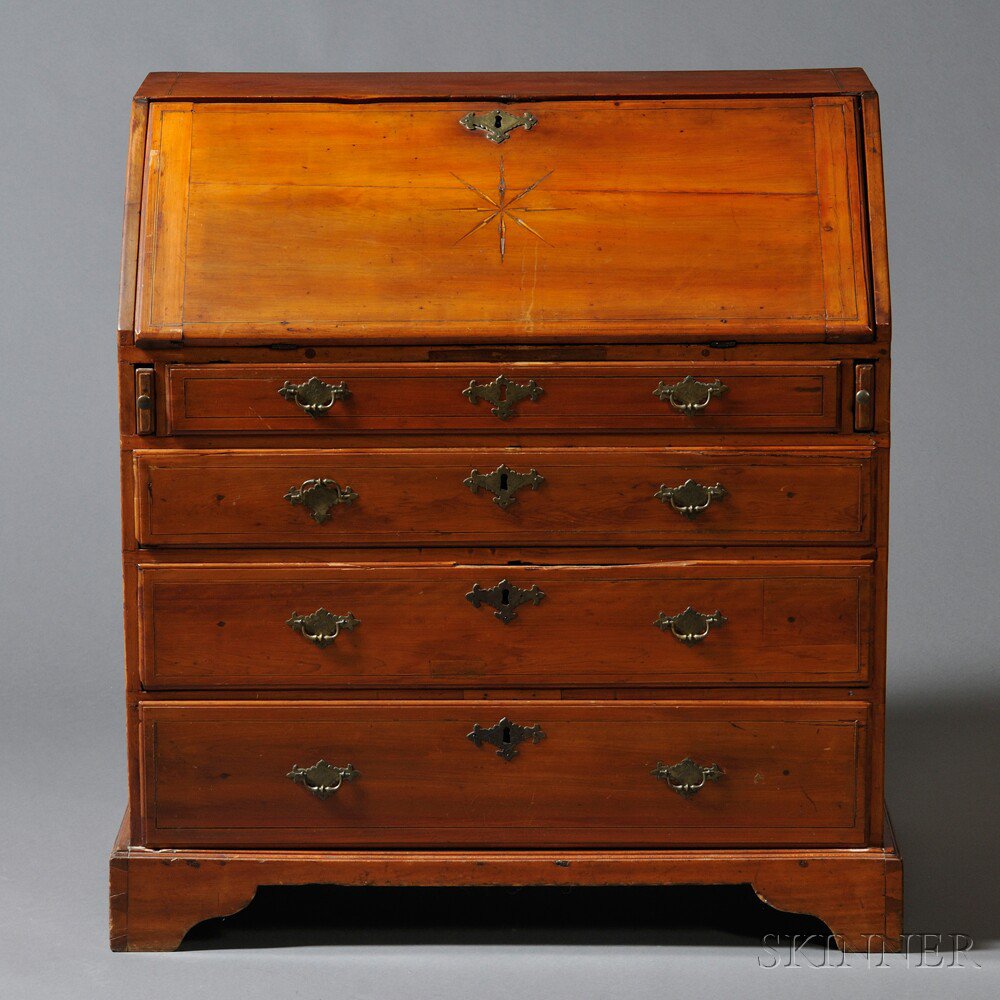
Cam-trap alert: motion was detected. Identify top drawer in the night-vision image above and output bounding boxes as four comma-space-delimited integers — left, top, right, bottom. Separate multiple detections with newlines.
134, 98, 871, 345
162, 362, 842, 435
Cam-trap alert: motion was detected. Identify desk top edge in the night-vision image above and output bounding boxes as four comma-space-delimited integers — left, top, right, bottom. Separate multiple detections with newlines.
134, 68, 877, 102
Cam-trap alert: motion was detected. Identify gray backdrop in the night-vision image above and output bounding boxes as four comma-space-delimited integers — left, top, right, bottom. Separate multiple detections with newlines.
2, 1, 998, 997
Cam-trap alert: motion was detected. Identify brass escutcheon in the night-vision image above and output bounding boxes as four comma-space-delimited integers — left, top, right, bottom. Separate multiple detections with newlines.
467, 717, 546, 761
466, 578, 545, 624
463, 374, 544, 420
463, 464, 544, 509
459, 109, 538, 143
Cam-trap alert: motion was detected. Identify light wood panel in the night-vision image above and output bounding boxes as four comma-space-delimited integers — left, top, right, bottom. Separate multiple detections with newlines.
135, 99, 871, 344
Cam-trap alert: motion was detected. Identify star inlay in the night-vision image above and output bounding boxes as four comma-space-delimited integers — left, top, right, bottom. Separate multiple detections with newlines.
448, 157, 563, 262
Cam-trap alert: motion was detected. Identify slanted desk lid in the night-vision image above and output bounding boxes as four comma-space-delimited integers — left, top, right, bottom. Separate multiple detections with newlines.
133, 95, 873, 344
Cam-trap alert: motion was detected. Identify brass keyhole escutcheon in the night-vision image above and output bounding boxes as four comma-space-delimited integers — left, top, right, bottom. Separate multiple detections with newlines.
467, 717, 546, 761
464, 464, 544, 509
463, 375, 544, 420
466, 578, 546, 624
458, 109, 538, 143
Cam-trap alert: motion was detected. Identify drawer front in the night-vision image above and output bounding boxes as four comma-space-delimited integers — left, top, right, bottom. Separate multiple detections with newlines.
135, 99, 871, 345
164, 362, 842, 435
134, 448, 873, 547
141, 701, 869, 848
139, 561, 873, 689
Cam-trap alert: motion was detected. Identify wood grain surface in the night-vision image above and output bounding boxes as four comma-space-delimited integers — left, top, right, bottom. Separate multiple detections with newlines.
163, 361, 842, 435
135, 98, 870, 344
137, 560, 873, 689
134, 447, 875, 547
113, 69, 897, 953
139, 700, 869, 849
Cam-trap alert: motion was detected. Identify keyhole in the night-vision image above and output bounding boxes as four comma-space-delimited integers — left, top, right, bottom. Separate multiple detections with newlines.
499, 471, 509, 492
494, 114, 503, 129
501, 587, 510, 605
502, 725, 512, 745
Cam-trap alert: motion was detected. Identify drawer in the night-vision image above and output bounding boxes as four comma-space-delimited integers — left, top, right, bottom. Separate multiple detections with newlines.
135, 98, 871, 344
134, 448, 874, 547
140, 700, 869, 848
138, 561, 873, 689
163, 362, 842, 435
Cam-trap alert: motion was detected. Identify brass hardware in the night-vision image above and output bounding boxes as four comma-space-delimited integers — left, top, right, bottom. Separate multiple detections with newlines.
655, 607, 726, 643
467, 717, 546, 761
287, 760, 359, 799
854, 363, 874, 431
135, 368, 155, 435
655, 479, 727, 518
459, 109, 538, 144
284, 478, 358, 524
466, 578, 545, 624
651, 757, 724, 798
287, 608, 359, 648
463, 374, 543, 420
464, 464, 544, 509
278, 376, 350, 416
653, 375, 728, 413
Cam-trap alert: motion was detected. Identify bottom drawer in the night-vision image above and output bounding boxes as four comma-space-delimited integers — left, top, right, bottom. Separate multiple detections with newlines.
140, 701, 869, 849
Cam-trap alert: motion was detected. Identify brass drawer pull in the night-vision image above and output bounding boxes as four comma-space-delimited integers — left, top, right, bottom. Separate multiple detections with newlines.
135, 368, 155, 435
651, 757, 724, 798
655, 478, 726, 518
284, 478, 358, 524
463, 374, 543, 420
854, 363, 875, 431
466, 578, 545, 624
653, 375, 728, 412
464, 464, 544, 509
655, 607, 726, 644
287, 760, 359, 799
468, 716, 546, 761
459, 109, 538, 144
278, 376, 350, 416
287, 608, 359, 648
